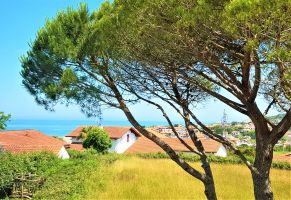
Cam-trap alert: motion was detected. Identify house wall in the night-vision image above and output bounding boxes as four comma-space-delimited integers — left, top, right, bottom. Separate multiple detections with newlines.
58, 146, 70, 159
215, 145, 227, 157
63, 137, 72, 144
109, 131, 138, 153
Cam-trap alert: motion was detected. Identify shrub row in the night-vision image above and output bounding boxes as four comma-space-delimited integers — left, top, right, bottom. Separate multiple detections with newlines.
274, 145, 291, 152
34, 151, 121, 200
67, 148, 99, 159
0, 152, 60, 198
135, 152, 291, 170
271, 162, 291, 170
0, 150, 121, 199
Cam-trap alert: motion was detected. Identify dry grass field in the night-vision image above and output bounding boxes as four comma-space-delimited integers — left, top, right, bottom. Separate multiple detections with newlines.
85, 157, 291, 200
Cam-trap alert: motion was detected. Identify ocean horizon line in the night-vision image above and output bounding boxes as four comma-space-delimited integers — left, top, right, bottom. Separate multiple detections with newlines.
7, 118, 216, 123
5, 119, 216, 137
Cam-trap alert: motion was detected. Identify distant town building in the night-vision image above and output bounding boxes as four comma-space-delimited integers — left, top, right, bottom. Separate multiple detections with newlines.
229, 138, 253, 146
231, 131, 240, 137
154, 125, 203, 139
243, 121, 255, 131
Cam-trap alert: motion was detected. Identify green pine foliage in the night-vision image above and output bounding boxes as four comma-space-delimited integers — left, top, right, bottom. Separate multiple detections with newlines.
0, 112, 11, 130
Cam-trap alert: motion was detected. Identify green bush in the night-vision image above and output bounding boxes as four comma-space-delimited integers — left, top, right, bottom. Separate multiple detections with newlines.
0, 152, 59, 198
136, 152, 244, 164
33, 158, 101, 199
0, 151, 121, 199
237, 146, 256, 157
136, 152, 170, 159
241, 130, 256, 139
82, 127, 112, 153
274, 145, 291, 152
67, 148, 98, 159
271, 162, 291, 170
34, 153, 120, 200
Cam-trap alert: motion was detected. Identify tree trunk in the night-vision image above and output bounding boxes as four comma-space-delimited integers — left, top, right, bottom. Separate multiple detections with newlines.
102, 72, 220, 200
252, 142, 274, 200
183, 110, 217, 200
204, 176, 217, 200
247, 103, 276, 200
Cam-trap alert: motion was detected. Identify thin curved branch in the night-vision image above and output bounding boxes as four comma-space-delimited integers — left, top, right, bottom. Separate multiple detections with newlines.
248, 52, 261, 102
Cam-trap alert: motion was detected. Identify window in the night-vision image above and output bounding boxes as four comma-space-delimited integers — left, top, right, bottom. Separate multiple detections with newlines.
127, 134, 129, 142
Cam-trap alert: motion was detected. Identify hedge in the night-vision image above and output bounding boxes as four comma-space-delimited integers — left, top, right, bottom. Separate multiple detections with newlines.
0, 152, 60, 198
0, 150, 121, 199
135, 152, 291, 170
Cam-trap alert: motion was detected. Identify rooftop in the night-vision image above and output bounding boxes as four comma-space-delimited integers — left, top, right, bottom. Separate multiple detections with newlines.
66, 126, 142, 139
126, 137, 222, 154
0, 130, 65, 154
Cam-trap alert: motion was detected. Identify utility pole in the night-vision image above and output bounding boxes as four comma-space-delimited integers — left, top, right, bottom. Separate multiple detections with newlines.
221, 109, 228, 138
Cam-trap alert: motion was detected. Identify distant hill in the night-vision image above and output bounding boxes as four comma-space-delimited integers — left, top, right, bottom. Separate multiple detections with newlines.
267, 114, 285, 123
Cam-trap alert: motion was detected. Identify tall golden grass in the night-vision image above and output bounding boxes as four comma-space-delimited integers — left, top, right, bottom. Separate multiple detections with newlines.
85, 157, 291, 200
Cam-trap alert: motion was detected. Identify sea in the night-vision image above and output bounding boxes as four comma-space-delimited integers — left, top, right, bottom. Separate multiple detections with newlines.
6, 119, 173, 137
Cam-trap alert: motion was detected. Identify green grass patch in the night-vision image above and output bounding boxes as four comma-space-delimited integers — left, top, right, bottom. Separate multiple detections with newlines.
273, 151, 290, 155
94, 157, 291, 200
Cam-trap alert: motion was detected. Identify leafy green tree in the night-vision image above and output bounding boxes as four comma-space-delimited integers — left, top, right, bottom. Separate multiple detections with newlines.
20, 5, 218, 200
82, 127, 112, 153
241, 130, 256, 140
231, 121, 238, 126
0, 112, 11, 130
20, 1, 291, 200
111, 0, 291, 199
210, 125, 224, 136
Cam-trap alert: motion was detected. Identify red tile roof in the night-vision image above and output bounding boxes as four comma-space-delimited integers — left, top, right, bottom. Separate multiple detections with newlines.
66, 126, 84, 137
65, 144, 84, 151
126, 137, 223, 154
66, 126, 142, 139
273, 153, 291, 163
0, 130, 65, 155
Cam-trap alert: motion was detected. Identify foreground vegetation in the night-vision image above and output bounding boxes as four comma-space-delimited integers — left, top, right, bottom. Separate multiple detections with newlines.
1, 151, 290, 199
93, 157, 291, 200
0, 150, 118, 199
0, 152, 59, 197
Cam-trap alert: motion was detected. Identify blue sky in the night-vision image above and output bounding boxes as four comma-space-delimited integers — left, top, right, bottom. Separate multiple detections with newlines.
0, 0, 277, 123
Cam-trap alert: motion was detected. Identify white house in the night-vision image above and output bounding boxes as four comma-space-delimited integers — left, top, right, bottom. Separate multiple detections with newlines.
58, 146, 70, 159
215, 145, 228, 157
0, 130, 70, 159
66, 126, 142, 153
66, 126, 227, 157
